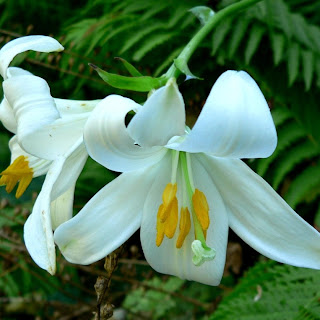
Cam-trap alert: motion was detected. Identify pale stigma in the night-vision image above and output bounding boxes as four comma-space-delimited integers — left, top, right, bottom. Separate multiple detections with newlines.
0, 155, 33, 198
191, 240, 216, 266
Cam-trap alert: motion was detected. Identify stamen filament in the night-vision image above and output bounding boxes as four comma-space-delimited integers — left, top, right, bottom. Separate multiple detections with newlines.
176, 207, 191, 248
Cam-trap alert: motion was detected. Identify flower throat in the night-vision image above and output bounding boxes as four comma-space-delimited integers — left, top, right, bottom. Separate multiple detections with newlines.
155, 151, 216, 266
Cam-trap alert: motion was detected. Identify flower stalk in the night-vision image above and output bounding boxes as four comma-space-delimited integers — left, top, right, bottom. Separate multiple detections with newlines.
165, 0, 262, 80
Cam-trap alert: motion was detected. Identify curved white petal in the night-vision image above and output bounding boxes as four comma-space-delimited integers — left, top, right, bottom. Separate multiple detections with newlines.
9, 136, 51, 177
0, 97, 17, 133
7, 66, 33, 78
0, 68, 33, 133
199, 155, 320, 269
24, 140, 87, 274
54, 158, 166, 265
4, 75, 87, 160
0, 35, 63, 79
127, 79, 186, 148
141, 153, 228, 286
84, 95, 167, 172
170, 71, 277, 158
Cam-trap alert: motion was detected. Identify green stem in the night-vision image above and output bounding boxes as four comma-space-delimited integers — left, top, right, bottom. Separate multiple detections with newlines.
165, 0, 262, 79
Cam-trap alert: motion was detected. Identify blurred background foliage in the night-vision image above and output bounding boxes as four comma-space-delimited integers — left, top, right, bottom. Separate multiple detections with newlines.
0, 0, 320, 319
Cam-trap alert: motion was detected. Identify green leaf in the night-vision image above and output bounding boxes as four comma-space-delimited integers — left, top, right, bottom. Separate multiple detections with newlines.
228, 18, 250, 58
189, 6, 214, 25
271, 107, 293, 127
120, 22, 166, 54
133, 32, 176, 61
114, 57, 143, 77
291, 14, 313, 48
285, 163, 320, 208
91, 64, 165, 91
272, 140, 319, 189
244, 24, 265, 64
270, 32, 286, 65
301, 50, 314, 91
174, 58, 202, 80
314, 202, 320, 228
211, 260, 320, 320
256, 120, 305, 176
287, 41, 300, 86
211, 19, 232, 55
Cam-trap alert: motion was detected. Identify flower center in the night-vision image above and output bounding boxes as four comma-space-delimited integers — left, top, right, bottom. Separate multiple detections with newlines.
0, 155, 33, 198
155, 151, 216, 266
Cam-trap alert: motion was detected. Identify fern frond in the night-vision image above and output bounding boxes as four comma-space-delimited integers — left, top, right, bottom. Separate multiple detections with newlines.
133, 32, 178, 61
256, 120, 306, 176
211, 261, 320, 320
284, 164, 320, 208
244, 24, 265, 64
272, 140, 319, 189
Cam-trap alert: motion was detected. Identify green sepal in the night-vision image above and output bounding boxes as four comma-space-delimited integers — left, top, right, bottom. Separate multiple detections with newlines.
114, 57, 143, 77
189, 6, 215, 25
174, 58, 202, 80
90, 64, 166, 92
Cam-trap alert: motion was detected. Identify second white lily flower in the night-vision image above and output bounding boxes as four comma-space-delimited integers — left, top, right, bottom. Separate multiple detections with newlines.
0, 35, 99, 274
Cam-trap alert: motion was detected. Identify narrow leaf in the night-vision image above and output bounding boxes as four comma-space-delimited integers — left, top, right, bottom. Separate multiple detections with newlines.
133, 33, 175, 61
244, 24, 265, 64
301, 50, 314, 91
287, 42, 300, 86
114, 57, 143, 77
272, 140, 319, 189
90, 64, 165, 92
228, 18, 250, 58
211, 19, 232, 55
285, 163, 320, 208
270, 32, 286, 66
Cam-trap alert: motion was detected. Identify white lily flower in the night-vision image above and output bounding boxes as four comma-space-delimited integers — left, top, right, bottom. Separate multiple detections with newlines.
54, 72, 320, 286
0, 35, 99, 274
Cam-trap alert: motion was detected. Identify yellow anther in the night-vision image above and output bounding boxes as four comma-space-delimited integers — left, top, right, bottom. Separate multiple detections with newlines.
156, 205, 165, 247
159, 183, 177, 222
192, 189, 210, 232
164, 197, 178, 238
0, 156, 33, 198
176, 207, 191, 249
155, 184, 179, 247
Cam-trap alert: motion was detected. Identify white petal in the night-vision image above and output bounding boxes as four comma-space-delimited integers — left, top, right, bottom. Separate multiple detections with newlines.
7, 66, 33, 78
171, 71, 277, 158
127, 79, 186, 147
199, 154, 320, 269
51, 185, 75, 230
24, 193, 56, 274
0, 35, 63, 79
141, 153, 229, 286
0, 68, 34, 133
54, 98, 99, 117
54, 159, 166, 265
9, 136, 51, 177
4, 75, 87, 160
24, 140, 87, 274
84, 95, 167, 172
0, 97, 17, 133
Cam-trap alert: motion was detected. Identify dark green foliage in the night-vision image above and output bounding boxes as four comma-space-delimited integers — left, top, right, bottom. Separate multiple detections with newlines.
1, 0, 320, 319
211, 260, 320, 320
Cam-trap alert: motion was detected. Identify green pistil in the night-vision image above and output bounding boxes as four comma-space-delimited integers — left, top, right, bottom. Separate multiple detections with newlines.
180, 152, 211, 250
